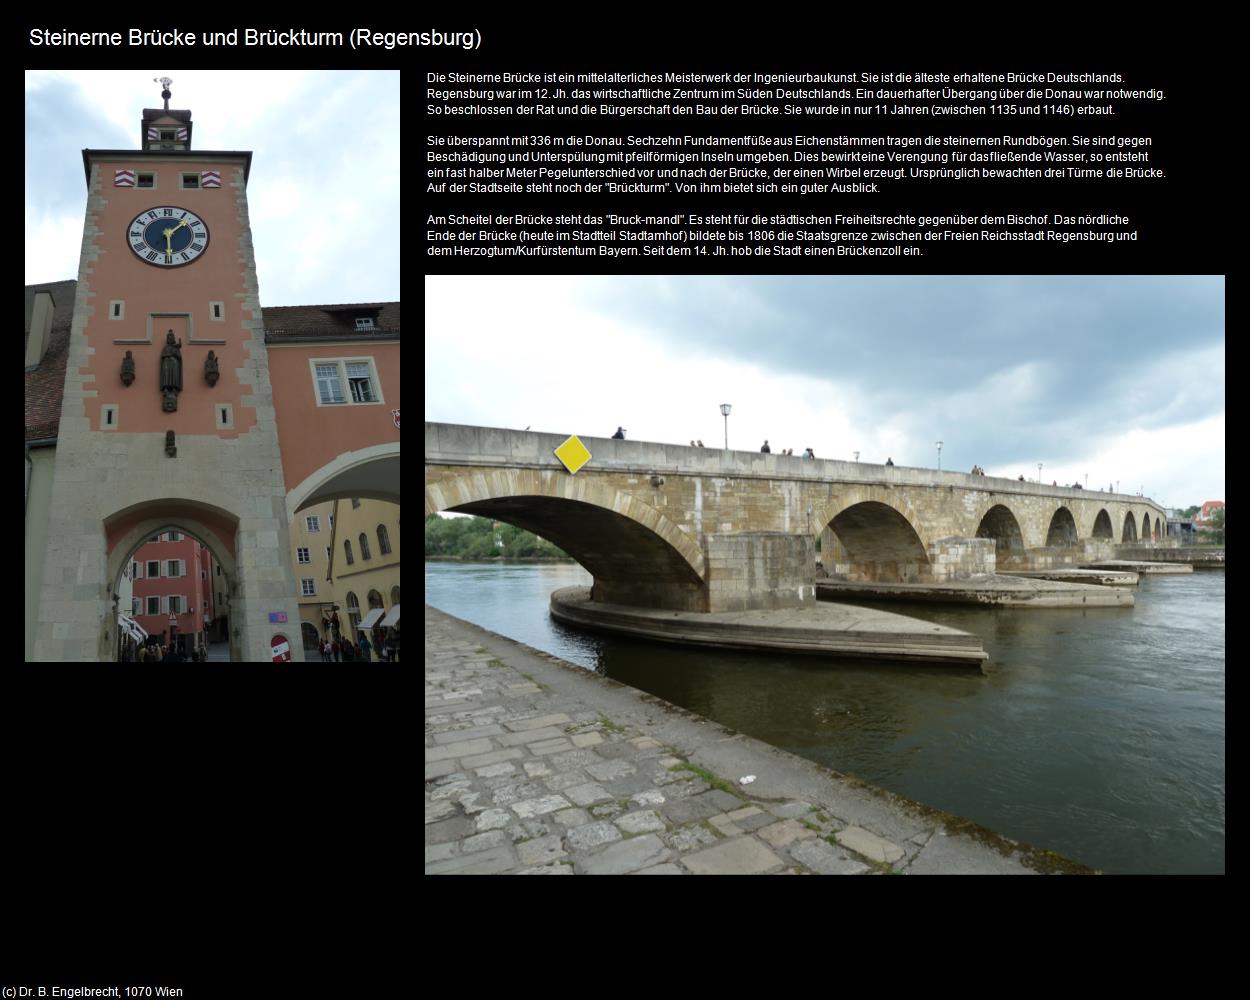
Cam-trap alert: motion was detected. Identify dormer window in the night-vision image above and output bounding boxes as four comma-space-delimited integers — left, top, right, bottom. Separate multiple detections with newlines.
355, 317, 375, 331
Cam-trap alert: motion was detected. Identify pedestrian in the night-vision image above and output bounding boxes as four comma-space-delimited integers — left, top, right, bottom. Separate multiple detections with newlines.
805, 448, 815, 459
322, 638, 331, 662
357, 633, 372, 662
137, 644, 147, 663
761, 440, 770, 453
690, 440, 696, 447
885, 457, 894, 466
612, 426, 626, 439
332, 638, 341, 662
342, 639, 355, 662
696, 439, 704, 447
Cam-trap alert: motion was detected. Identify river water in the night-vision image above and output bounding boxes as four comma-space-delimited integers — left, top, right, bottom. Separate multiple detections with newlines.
424, 561, 1225, 874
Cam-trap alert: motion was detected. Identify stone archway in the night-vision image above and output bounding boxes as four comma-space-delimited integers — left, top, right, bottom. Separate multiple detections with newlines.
1092, 509, 1114, 539
1122, 511, 1138, 542
106, 506, 241, 662
426, 469, 707, 610
975, 503, 1027, 567
1046, 507, 1079, 547
817, 493, 930, 582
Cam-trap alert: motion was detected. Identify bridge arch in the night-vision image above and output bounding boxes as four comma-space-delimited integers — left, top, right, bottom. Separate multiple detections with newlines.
1091, 509, 1115, 539
1045, 506, 1079, 546
425, 469, 707, 610
1122, 511, 1138, 542
817, 490, 930, 582
974, 503, 1027, 561
1141, 512, 1153, 542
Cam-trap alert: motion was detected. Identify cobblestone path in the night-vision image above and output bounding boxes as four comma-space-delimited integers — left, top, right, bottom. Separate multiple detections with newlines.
426, 606, 1089, 875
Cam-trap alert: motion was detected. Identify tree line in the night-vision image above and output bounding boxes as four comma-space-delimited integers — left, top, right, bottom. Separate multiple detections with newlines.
425, 514, 572, 560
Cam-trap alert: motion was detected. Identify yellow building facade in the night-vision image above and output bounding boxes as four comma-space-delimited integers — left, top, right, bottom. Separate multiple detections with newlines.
287, 497, 400, 655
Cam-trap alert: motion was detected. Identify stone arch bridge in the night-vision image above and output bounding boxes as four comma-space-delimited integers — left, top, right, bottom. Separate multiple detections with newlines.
426, 422, 1168, 613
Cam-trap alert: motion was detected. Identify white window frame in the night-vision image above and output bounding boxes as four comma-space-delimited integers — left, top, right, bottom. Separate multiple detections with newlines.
297, 547, 311, 564
147, 560, 161, 578
355, 317, 375, 330
306, 515, 321, 533
166, 559, 184, 577
146, 596, 161, 615
109, 300, 125, 320
301, 578, 317, 596
309, 357, 385, 408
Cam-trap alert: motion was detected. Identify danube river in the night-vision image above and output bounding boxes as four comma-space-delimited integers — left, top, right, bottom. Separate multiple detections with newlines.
425, 560, 1225, 874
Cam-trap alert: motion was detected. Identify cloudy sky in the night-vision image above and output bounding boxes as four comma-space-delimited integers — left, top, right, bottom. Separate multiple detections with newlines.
25, 70, 398, 306
425, 275, 1224, 509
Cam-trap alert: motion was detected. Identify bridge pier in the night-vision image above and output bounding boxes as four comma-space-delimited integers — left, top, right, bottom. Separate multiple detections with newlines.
703, 532, 817, 612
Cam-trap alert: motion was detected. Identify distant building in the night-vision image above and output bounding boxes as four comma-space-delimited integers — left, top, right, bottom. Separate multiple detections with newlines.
1195, 500, 1225, 524
288, 497, 400, 657
127, 531, 219, 655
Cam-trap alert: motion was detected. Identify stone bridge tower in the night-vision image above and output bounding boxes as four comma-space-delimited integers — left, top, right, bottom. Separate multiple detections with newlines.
32, 79, 303, 660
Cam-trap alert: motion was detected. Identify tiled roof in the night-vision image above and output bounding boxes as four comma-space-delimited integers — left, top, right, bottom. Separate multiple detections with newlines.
263, 302, 400, 340
25, 280, 76, 443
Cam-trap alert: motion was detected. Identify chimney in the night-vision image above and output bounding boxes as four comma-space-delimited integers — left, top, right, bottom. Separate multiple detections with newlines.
25, 290, 55, 369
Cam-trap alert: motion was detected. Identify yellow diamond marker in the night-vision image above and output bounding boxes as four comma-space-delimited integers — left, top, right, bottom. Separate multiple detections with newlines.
554, 434, 592, 475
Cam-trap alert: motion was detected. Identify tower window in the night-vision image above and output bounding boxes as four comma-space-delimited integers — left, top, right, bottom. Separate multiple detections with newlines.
137, 173, 155, 188
355, 317, 375, 330
181, 173, 200, 189
110, 301, 124, 319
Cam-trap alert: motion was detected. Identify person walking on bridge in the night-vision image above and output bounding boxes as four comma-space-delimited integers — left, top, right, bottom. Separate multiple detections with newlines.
760, 440, 771, 453
612, 427, 626, 439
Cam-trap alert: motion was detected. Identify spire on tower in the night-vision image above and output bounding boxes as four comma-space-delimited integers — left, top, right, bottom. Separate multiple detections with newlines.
154, 76, 173, 110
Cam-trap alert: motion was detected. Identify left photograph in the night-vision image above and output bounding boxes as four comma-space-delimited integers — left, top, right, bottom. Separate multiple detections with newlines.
25, 71, 402, 662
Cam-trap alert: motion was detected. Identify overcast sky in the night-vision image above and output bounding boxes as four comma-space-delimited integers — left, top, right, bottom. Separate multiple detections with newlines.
25, 70, 398, 306
425, 275, 1224, 510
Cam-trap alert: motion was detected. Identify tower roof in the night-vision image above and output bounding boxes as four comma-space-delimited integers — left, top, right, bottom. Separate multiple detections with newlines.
140, 107, 194, 151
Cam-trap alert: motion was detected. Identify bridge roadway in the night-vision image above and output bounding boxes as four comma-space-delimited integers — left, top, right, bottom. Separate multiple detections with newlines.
426, 422, 1169, 613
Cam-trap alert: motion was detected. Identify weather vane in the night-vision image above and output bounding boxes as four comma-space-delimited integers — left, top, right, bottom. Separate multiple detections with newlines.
154, 76, 173, 109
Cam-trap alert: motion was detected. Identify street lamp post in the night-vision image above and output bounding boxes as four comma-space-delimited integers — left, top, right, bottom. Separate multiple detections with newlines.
720, 403, 732, 450
936, 440, 943, 471
1038, 462, 1043, 483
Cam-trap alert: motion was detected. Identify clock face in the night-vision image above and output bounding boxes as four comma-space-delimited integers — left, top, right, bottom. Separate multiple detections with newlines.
127, 206, 209, 267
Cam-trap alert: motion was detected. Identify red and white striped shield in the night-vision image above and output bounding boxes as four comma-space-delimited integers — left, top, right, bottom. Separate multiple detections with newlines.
115, 169, 136, 187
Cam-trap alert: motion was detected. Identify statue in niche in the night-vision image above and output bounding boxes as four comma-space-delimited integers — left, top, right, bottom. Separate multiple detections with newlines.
160, 330, 183, 411
165, 430, 177, 457
204, 350, 220, 387
120, 350, 135, 386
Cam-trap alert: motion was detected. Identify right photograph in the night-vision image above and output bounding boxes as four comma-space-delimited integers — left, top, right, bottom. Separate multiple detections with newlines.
425, 274, 1225, 876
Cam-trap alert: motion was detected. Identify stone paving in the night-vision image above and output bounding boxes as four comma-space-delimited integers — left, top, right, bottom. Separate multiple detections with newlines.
425, 606, 1093, 875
